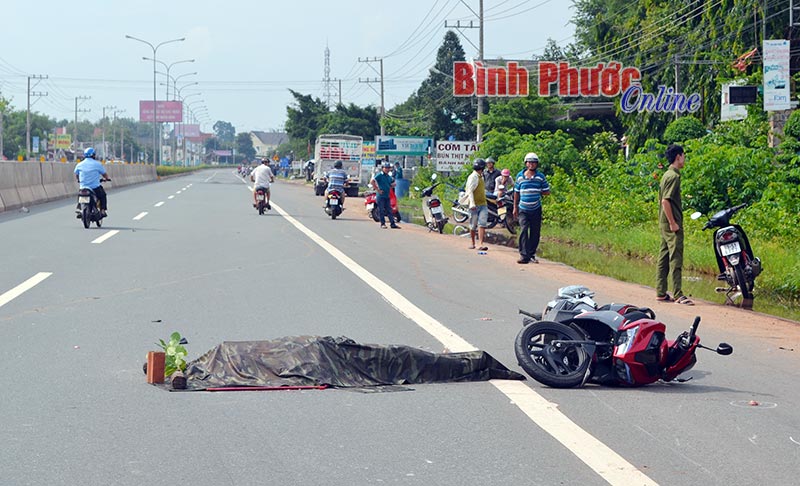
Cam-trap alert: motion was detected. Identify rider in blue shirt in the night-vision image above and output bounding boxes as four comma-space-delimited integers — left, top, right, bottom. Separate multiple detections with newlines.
74, 147, 110, 217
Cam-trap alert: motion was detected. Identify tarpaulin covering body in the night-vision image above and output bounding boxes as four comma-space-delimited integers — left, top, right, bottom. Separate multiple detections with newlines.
183, 336, 525, 390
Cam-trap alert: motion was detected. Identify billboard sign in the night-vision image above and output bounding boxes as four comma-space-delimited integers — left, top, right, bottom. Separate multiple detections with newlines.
434, 140, 479, 171
720, 80, 748, 122
763, 39, 791, 111
176, 124, 201, 138
375, 136, 433, 156
361, 141, 376, 169
55, 134, 71, 149
139, 100, 183, 122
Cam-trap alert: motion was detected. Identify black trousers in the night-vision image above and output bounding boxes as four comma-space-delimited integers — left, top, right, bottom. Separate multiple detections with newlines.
377, 196, 395, 225
77, 185, 107, 211
518, 208, 542, 259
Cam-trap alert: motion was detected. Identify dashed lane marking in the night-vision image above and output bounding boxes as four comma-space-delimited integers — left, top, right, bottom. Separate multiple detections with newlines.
91, 230, 119, 244
133, 212, 148, 220
0, 272, 52, 309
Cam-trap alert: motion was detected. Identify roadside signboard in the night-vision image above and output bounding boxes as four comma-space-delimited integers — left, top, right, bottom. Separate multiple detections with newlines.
763, 39, 791, 111
434, 140, 479, 171
55, 134, 71, 149
375, 136, 433, 156
139, 100, 183, 122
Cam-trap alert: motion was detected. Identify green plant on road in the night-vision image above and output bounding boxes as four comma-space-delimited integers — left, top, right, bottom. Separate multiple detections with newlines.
157, 332, 188, 377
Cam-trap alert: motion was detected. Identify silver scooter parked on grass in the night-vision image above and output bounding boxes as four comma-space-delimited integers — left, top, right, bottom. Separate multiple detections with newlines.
415, 174, 448, 233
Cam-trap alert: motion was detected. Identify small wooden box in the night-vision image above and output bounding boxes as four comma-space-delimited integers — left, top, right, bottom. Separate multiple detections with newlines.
146, 351, 166, 384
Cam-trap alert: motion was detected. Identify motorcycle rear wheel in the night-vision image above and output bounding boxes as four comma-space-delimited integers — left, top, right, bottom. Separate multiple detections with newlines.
437, 220, 445, 234
258, 201, 265, 215
81, 207, 90, 229
733, 263, 753, 300
514, 321, 590, 388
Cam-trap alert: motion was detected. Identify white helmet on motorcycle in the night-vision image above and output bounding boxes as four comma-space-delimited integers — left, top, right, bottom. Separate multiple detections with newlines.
524, 152, 539, 163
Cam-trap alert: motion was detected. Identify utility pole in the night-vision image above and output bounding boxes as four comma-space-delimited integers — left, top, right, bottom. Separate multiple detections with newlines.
27, 75, 48, 159
74, 96, 91, 160
445, 0, 484, 141
358, 57, 385, 136
113, 109, 125, 160
102, 105, 116, 160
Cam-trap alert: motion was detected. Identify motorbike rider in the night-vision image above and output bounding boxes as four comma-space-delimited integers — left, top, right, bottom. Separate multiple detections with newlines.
494, 168, 513, 197
483, 157, 501, 194
325, 160, 348, 209
250, 158, 275, 209
74, 147, 110, 218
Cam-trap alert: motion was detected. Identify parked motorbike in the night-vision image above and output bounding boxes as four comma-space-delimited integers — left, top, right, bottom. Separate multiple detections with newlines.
324, 189, 343, 219
255, 188, 269, 215
494, 184, 517, 234
415, 174, 448, 233
515, 286, 733, 388
364, 189, 379, 222
691, 204, 762, 308
77, 178, 110, 229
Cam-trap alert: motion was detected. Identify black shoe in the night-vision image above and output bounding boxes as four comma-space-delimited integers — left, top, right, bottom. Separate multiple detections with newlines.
531, 256, 539, 264
390, 225, 400, 229
76, 213, 82, 219
517, 258, 529, 264
266, 203, 272, 210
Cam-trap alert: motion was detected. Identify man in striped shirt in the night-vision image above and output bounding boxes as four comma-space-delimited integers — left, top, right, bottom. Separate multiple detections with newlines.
326, 160, 349, 208
513, 152, 551, 264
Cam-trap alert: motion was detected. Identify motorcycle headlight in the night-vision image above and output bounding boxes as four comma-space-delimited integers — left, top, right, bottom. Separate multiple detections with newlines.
615, 326, 639, 355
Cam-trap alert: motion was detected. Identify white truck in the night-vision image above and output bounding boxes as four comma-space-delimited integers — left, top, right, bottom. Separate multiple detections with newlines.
313, 134, 363, 197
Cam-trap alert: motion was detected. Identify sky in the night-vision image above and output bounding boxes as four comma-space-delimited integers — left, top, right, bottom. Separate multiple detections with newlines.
0, 0, 575, 134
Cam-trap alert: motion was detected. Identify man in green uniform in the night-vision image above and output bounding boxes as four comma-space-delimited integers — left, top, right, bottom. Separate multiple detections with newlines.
657, 144, 693, 305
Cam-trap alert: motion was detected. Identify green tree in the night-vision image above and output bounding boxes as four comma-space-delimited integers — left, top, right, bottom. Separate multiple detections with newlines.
322, 103, 380, 139
663, 116, 707, 144
236, 132, 256, 160
213, 120, 235, 146
416, 31, 473, 140
284, 89, 329, 146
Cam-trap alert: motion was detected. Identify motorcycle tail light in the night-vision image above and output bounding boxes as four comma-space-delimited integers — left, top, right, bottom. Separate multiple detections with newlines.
430, 200, 441, 207
720, 230, 735, 242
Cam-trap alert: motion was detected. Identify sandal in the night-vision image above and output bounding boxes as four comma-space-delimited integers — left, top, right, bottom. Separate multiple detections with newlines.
675, 296, 695, 306
468, 245, 476, 250
656, 294, 673, 302
478, 246, 489, 251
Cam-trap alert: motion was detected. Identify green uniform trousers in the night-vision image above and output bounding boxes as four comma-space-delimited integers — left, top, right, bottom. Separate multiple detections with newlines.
656, 227, 684, 298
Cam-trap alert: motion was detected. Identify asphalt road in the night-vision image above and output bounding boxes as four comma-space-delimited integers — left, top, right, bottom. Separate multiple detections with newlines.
1, 169, 798, 486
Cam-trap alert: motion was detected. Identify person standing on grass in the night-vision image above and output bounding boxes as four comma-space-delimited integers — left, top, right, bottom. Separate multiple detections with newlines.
513, 152, 550, 264
656, 144, 693, 305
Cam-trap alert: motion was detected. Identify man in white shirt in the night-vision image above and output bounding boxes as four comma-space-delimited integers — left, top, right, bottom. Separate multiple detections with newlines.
250, 159, 275, 209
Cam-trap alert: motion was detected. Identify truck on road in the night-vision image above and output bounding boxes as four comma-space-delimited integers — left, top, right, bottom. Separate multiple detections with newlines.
313, 134, 363, 197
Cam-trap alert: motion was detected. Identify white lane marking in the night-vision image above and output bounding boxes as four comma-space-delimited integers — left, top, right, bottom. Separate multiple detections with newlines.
133, 212, 148, 220
176, 190, 182, 194
167, 195, 175, 199
271, 202, 658, 486
154, 202, 165, 207
0, 272, 52, 308
91, 230, 120, 244
204, 172, 217, 183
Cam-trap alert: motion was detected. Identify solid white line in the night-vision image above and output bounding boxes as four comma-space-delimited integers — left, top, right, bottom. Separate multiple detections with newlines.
133, 212, 148, 220
167, 195, 175, 199
204, 172, 217, 183
0, 272, 52, 308
91, 230, 120, 244
154, 202, 165, 207
270, 203, 658, 486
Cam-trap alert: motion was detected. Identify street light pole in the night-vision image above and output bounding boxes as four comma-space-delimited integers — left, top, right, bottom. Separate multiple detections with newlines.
125, 35, 185, 166
102, 105, 116, 160
144, 57, 194, 100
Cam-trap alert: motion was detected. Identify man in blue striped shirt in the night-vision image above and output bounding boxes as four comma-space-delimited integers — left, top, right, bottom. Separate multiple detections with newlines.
326, 160, 349, 208
513, 152, 551, 264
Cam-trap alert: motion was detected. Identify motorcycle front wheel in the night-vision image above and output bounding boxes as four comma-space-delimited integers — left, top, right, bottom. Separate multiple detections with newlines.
453, 206, 469, 223
453, 224, 469, 237
370, 207, 380, 222
514, 321, 590, 388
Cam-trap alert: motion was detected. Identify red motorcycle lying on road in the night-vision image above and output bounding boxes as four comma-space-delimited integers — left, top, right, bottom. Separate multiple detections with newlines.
514, 287, 732, 388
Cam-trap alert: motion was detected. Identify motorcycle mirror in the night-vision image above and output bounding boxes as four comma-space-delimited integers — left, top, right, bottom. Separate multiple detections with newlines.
716, 343, 733, 355
431, 173, 438, 180
690, 211, 703, 220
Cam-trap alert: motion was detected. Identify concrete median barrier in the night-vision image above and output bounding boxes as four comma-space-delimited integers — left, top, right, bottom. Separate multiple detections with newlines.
1, 161, 158, 213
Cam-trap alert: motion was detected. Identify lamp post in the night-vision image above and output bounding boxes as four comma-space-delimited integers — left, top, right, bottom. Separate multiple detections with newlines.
124, 34, 185, 166
144, 57, 194, 100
